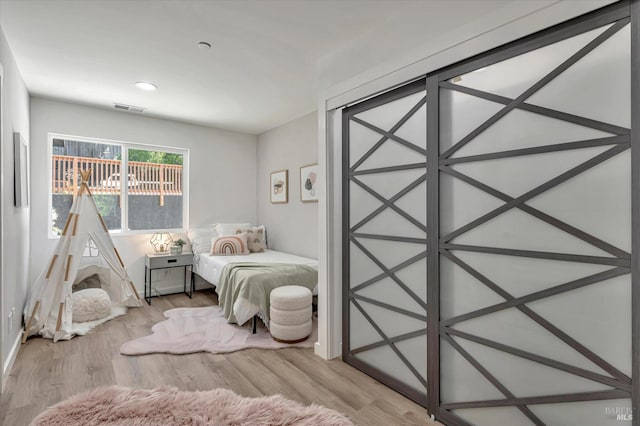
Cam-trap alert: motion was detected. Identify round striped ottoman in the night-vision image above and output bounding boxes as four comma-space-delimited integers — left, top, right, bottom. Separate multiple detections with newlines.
270, 285, 312, 343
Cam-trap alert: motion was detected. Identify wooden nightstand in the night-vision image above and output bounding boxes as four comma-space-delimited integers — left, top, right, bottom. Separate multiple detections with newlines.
144, 252, 194, 305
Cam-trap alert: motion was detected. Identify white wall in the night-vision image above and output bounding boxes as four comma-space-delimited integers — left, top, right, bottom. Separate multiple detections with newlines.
30, 98, 257, 294
0, 28, 30, 388
318, 0, 616, 108
257, 112, 318, 259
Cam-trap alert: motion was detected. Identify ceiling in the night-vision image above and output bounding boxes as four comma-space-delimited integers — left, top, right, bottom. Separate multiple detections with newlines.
1, 0, 561, 134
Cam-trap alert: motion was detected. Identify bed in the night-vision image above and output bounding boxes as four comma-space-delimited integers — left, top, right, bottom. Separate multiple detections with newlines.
193, 249, 318, 328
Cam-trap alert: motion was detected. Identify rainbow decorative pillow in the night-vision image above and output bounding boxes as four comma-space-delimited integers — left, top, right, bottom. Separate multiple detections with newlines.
210, 233, 249, 256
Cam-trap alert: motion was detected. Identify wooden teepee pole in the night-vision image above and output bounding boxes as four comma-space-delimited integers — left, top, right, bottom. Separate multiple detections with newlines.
61, 213, 74, 236
22, 301, 41, 344
76, 169, 93, 198
129, 281, 141, 301
55, 302, 65, 333
46, 255, 59, 278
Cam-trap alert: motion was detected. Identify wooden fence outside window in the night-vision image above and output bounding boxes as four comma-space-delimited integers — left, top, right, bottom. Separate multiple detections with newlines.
52, 155, 182, 205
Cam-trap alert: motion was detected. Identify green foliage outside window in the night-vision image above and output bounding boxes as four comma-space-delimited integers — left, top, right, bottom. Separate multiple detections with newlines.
126, 149, 183, 165
93, 195, 118, 217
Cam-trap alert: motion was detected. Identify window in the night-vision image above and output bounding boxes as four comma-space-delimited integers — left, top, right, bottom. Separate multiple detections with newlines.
49, 134, 188, 237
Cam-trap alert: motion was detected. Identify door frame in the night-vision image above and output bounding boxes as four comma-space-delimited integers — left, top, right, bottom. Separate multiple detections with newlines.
342, 78, 428, 406
340, 0, 639, 424
425, 1, 639, 424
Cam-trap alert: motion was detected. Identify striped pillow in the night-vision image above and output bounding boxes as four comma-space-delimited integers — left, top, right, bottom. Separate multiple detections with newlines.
210, 234, 249, 256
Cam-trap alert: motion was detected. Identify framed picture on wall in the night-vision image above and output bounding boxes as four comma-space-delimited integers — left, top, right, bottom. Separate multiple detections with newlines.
270, 170, 288, 204
300, 163, 318, 203
14, 132, 29, 207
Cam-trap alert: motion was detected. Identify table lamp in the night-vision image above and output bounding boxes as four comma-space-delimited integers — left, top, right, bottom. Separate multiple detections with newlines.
150, 233, 173, 254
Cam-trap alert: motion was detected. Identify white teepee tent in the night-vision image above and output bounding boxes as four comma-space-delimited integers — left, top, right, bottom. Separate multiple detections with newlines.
23, 170, 143, 342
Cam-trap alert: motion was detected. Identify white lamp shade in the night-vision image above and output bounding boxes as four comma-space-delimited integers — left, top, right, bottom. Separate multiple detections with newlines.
150, 233, 173, 254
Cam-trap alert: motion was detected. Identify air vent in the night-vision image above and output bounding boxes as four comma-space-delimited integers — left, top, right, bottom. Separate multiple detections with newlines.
113, 103, 145, 113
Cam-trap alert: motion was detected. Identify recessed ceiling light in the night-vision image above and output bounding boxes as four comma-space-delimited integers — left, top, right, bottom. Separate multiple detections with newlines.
135, 81, 157, 91
197, 41, 212, 49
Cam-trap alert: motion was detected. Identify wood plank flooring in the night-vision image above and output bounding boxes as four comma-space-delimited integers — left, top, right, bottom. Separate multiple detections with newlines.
0, 291, 437, 426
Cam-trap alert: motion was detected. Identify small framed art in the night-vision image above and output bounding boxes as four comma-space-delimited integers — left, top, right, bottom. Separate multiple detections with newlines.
270, 170, 288, 203
14, 132, 29, 207
300, 163, 318, 203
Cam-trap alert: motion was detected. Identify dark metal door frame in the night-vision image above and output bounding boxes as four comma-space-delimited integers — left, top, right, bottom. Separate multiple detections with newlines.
342, 1, 638, 424
427, 1, 638, 424
342, 78, 428, 406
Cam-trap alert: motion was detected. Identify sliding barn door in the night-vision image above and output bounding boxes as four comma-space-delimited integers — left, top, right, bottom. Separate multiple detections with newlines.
342, 80, 428, 405
431, 2, 635, 425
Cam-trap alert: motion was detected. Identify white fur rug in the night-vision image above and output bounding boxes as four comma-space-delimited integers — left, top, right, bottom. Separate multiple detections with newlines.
30, 386, 354, 426
120, 306, 315, 356
72, 304, 127, 335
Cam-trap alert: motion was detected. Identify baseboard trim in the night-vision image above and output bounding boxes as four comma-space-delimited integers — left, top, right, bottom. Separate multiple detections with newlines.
2, 329, 23, 392
138, 280, 214, 300
145, 284, 194, 297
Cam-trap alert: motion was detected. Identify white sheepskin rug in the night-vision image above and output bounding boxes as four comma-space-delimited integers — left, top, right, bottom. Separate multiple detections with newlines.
71, 304, 127, 336
30, 386, 355, 426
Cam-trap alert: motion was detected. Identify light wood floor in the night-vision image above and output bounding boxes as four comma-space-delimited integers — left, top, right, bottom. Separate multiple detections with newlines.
0, 291, 436, 426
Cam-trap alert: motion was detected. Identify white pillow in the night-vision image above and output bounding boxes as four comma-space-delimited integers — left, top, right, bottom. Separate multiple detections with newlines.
188, 227, 218, 254
72, 288, 112, 322
215, 222, 252, 237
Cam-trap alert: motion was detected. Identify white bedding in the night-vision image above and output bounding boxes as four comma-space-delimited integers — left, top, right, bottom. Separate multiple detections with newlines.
193, 249, 317, 286
193, 249, 318, 327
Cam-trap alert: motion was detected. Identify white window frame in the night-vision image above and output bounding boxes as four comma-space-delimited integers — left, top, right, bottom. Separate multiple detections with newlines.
47, 133, 190, 238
